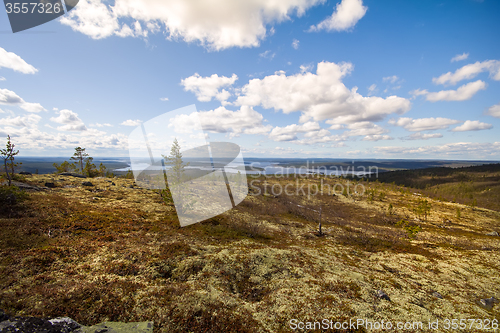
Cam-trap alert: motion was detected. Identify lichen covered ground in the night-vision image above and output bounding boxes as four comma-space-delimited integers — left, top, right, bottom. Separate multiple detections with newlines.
0, 174, 499, 332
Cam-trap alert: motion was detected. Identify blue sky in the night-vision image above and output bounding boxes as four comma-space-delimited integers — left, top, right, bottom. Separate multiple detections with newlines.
0, 0, 499, 159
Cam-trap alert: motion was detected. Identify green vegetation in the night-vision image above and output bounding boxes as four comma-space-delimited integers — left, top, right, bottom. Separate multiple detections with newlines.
363, 163, 500, 211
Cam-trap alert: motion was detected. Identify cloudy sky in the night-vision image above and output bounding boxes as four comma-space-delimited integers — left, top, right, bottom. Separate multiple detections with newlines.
1, 0, 499, 159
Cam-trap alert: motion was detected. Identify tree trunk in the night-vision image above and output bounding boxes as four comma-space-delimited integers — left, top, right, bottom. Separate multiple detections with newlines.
4, 159, 12, 186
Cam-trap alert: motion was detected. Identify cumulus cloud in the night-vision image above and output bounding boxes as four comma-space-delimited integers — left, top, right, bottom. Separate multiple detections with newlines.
60, 0, 322, 50
181, 73, 237, 102
451, 120, 492, 132
451, 53, 469, 63
268, 121, 321, 141
362, 134, 393, 141
0, 47, 38, 74
0, 88, 46, 112
0, 77, 5, 81
235, 61, 410, 125
402, 132, 443, 140
432, 60, 500, 85
0, 114, 41, 128
121, 119, 142, 126
50, 109, 87, 131
486, 102, 500, 118
160, 97, 169, 101
309, 0, 367, 32
168, 106, 270, 138
292, 39, 300, 49
412, 80, 487, 102
344, 121, 387, 136
389, 117, 461, 132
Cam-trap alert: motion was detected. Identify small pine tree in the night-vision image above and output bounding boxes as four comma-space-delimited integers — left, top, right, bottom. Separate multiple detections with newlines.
70, 147, 90, 174
163, 138, 189, 214
0, 135, 20, 186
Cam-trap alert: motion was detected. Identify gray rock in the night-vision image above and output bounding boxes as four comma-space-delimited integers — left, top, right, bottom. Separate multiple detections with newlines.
486, 231, 499, 236
82, 182, 94, 186
479, 297, 499, 310
377, 290, 390, 301
432, 291, 443, 299
19, 171, 32, 175
45, 182, 56, 188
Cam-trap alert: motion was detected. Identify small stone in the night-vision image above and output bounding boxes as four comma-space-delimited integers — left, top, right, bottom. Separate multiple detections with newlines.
432, 291, 443, 299
44, 182, 56, 188
486, 231, 499, 236
377, 290, 390, 301
479, 297, 498, 310
82, 181, 94, 186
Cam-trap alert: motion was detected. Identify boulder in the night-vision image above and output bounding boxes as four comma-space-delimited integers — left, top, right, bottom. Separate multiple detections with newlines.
19, 171, 32, 175
486, 231, 499, 236
82, 182, 94, 187
432, 291, 443, 299
377, 290, 390, 301
0, 310, 154, 333
479, 297, 499, 310
45, 182, 56, 188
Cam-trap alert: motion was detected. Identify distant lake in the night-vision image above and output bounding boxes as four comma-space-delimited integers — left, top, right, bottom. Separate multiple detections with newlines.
11, 157, 499, 176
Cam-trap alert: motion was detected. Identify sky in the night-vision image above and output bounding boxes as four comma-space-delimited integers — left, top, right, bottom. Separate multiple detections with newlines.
0, 0, 499, 159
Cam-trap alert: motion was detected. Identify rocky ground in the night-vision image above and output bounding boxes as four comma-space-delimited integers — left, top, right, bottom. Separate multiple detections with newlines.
0, 174, 499, 332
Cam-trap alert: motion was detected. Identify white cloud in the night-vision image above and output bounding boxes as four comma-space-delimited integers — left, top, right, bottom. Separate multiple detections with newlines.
0, 77, 5, 81
362, 134, 393, 141
432, 60, 500, 85
168, 106, 271, 138
309, 0, 367, 32
412, 80, 487, 102
0, 114, 41, 128
50, 109, 87, 131
91, 123, 113, 127
121, 119, 142, 126
269, 121, 321, 141
181, 73, 237, 102
451, 120, 492, 132
451, 52, 469, 63
235, 61, 410, 125
292, 39, 300, 49
389, 117, 461, 132
367, 84, 377, 96
486, 102, 500, 118
0, 47, 38, 74
60, 0, 323, 50
344, 121, 387, 136
160, 97, 169, 101
0, 88, 46, 112
259, 50, 276, 60
383, 75, 399, 84
402, 132, 443, 140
